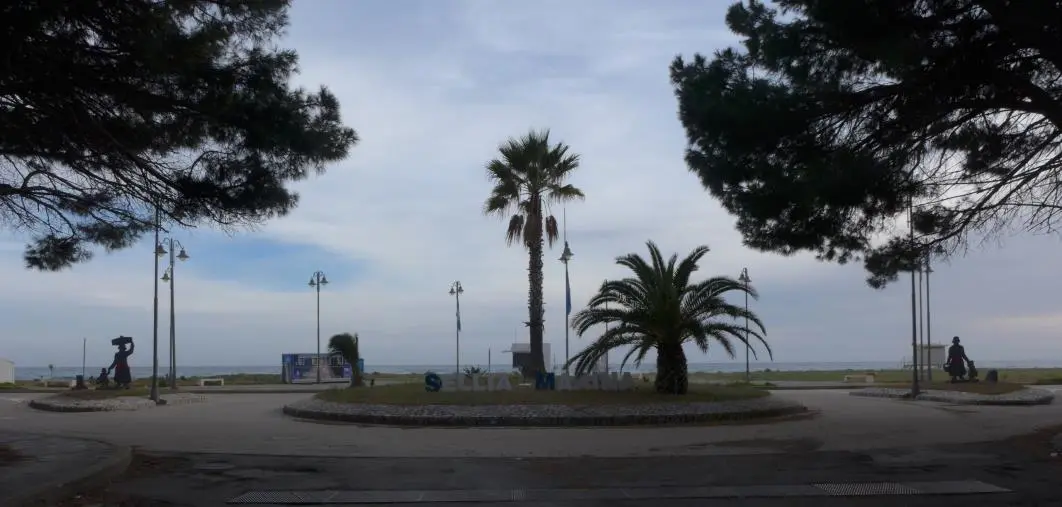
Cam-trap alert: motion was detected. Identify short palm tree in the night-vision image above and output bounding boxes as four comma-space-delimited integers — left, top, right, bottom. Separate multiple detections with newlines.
566, 241, 770, 394
327, 332, 362, 387
483, 129, 584, 376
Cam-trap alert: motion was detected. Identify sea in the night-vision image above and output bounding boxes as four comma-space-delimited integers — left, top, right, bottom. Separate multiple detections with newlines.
12, 359, 1062, 381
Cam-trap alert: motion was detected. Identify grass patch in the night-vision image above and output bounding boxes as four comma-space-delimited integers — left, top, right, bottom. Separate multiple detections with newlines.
880, 381, 1026, 395
0, 382, 17, 389
315, 382, 768, 405
56, 388, 151, 400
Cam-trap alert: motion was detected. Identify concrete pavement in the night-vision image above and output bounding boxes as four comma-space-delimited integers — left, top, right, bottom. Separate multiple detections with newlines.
2, 388, 1061, 458
48, 443, 1062, 506
0, 431, 130, 507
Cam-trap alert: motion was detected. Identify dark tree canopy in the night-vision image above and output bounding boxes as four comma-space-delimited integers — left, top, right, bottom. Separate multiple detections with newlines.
671, 0, 1062, 287
1, 0, 358, 270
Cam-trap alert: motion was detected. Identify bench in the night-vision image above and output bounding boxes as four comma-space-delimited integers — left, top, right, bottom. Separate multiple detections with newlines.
843, 374, 876, 383
198, 378, 224, 386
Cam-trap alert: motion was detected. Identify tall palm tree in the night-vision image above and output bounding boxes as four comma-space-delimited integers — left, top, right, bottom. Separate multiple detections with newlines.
328, 332, 362, 387
567, 241, 770, 394
483, 129, 584, 376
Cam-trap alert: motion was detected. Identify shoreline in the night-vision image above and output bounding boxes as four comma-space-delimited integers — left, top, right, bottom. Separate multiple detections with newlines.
6, 367, 1062, 388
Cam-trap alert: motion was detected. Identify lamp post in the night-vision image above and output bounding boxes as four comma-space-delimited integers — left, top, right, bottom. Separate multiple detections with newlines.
738, 268, 751, 382
308, 271, 329, 384
908, 197, 920, 397
150, 208, 163, 403
449, 281, 464, 380
159, 238, 189, 391
917, 260, 925, 381
559, 241, 573, 374
925, 258, 933, 382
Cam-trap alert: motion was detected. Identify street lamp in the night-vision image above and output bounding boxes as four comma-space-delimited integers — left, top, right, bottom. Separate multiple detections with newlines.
150, 209, 163, 404
925, 258, 933, 383
449, 281, 464, 380
159, 239, 189, 391
559, 241, 573, 374
907, 197, 920, 397
308, 271, 329, 384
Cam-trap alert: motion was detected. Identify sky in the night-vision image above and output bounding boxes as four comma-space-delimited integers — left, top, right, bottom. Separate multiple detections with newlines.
3, 0, 1062, 369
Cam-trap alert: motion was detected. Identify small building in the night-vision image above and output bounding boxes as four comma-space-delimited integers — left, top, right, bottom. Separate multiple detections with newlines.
504, 342, 552, 377
0, 358, 14, 384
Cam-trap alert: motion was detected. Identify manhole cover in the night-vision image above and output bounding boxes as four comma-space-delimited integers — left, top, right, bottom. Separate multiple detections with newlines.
195, 462, 235, 472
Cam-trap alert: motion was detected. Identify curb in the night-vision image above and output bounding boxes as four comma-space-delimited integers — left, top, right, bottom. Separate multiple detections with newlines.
282, 403, 809, 427
849, 388, 1055, 406
29, 394, 207, 413
28, 398, 116, 413
6, 440, 132, 507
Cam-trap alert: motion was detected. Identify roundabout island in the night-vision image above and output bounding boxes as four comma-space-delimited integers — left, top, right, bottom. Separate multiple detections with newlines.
282, 373, 808, 427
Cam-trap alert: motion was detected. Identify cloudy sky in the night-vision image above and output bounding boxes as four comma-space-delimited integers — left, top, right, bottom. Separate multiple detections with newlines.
3, 0, 1061, 370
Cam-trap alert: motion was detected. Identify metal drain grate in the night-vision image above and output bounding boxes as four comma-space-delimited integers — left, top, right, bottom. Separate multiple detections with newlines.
228, 491, 321, 504
228, 481, 1012, 504
815, 482, 921, 496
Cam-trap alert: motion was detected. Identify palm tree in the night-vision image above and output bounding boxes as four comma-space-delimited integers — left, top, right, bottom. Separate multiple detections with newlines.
566, 241, 770, 394
483, 129, 584, 376
327, 332, 362, 387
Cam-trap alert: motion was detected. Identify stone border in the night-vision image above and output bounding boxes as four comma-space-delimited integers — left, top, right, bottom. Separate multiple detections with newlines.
850, 387, 1055, 406
29, 393, 207, 413
282, 397, 807, 427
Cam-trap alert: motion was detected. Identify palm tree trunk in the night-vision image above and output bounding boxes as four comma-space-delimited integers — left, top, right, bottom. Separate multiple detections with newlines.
655, 343, 688, 394
528, 212, 546, 377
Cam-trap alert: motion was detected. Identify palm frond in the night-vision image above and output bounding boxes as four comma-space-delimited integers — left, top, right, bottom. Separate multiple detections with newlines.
505, 215, 525, 246
544, 215, 559, 246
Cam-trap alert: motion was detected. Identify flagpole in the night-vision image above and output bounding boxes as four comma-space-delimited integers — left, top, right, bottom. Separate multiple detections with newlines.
560, 207, 573, 375
604, 283, 609, 374
449, 281, 463, 388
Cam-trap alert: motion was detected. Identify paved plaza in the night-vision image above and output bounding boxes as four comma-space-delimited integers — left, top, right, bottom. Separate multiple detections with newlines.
3, 387, 1062, 505
2, 387, 1061, 457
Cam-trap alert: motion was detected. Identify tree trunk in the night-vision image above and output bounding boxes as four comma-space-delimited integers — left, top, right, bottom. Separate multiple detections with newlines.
655, 343, 688, 394
527, 206, 547, 377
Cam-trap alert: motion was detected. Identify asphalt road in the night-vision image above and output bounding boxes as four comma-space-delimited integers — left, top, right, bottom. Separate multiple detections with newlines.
57, 440, 1062, 506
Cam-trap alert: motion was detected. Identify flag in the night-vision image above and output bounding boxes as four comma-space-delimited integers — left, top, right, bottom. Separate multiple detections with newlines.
565, 268, 572, 316
456, 312, 462, 332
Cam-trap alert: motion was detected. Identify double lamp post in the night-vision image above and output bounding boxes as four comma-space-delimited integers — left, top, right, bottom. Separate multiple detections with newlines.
308, 271, 329, 384
150, 232, 190, 403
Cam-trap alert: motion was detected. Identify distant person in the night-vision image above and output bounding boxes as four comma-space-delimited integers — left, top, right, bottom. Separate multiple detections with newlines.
108, 338, 135, 389
945, 336, 971, 383
95, 368, 110, 388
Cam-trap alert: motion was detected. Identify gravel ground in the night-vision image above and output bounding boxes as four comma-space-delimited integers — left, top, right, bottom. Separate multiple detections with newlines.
850, 387, 1055, 406
28, 393, 207, 412
283, 396, 807, 426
